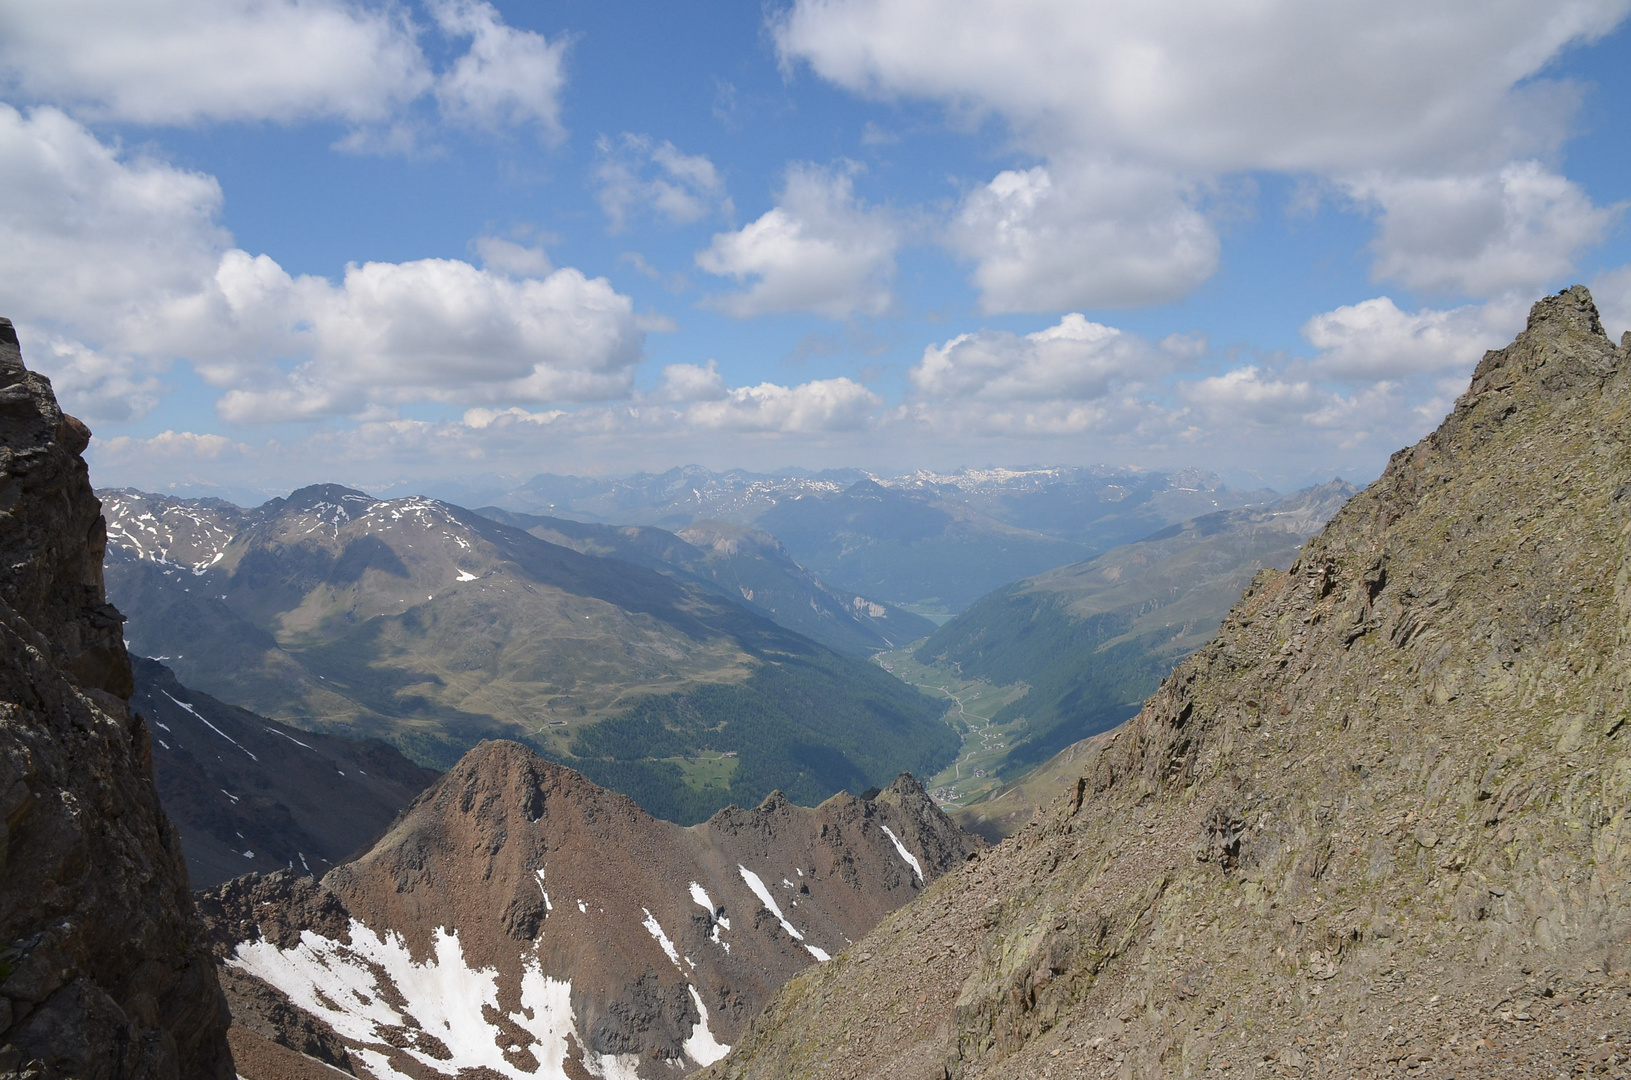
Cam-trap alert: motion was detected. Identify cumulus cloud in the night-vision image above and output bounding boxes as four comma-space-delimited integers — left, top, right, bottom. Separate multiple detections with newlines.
655, 360, 729, 402
685, 378, 880, 432
911, 313, 1175, 401
95, 430, 242, 460
0, 105, 227, 336
949, 161, 1219, 311
0, 0, 566, 141
1300, 295, 1527, 379
0, 0, 427, 125
428, 0, 568, 139
775, 0, 1625, 173
595, 134, 732, 231
210, 260, 643, 421
776, 0, 1629, 307
0, 104, 643, 425
1352, 162, 1622, 297
17, 327, 164, 424
696, 164, 898, 319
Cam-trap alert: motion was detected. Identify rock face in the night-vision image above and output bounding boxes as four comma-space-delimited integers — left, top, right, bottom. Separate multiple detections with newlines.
200, 741, 979, 1079
132, 658, 438, 887
0, 318, 233, 1077
701, 291, 1631, 1078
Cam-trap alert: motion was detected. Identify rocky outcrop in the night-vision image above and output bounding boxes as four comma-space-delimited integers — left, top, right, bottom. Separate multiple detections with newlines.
701, 290, 1631, 1079
0, 318, 233, 1076
199, 740, 979, 1078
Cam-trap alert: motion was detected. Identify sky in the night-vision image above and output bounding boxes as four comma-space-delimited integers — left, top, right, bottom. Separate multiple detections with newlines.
2, 0, 1629, 502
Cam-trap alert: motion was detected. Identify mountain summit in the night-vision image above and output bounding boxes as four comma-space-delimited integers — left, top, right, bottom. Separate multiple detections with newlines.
702, 291, 1631, 1077
200, 740, 978, 1077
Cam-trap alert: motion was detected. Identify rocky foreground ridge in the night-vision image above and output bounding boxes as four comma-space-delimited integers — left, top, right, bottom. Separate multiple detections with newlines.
0, 318, 233, 1076
200, 740, 978, 1078
701, 291, 1631, 1079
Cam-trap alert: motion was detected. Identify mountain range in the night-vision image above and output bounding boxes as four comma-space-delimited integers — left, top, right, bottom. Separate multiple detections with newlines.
487, 466, 1274, 617
916, 479, 1357, 808
99, 485, 957, 823
699, 288, 1631, 1077
200, 741, 978, 1078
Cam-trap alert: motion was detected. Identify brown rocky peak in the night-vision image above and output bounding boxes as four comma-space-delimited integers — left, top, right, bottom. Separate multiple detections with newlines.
1, 320, 233, 1076
204, 739, 979, 1077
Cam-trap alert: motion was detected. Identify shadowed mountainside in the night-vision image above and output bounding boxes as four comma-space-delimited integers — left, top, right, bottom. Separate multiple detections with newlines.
0, 317, 234, 1076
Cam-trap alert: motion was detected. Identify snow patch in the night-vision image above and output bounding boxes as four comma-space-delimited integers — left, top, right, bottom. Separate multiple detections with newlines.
683, 985, 730, 1066
456, 569, 478, 582
880, 825, 923, 881
641, 908, 682, 969
164, 691, 257, 760
804, 944, 831, 962
229, 921, 586, 1079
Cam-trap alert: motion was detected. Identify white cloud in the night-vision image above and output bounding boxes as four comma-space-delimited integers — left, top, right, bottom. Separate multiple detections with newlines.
17, 327, 164, 424
911, 313, 1173, 400
776, 0, 1629, 309
428, 0, 568, 139
0, 0, 567, 142
0, 105, 643, 425
1592, 265, 1631, 341
949, 161, 1218, 311
1300, 295, 1527, 379
686, 378, 880, 432
775, 0, 1626, 174
211, 260, 643, 421
696, 164, 898, 319
656, 360, 729, 402
0, 105, 226, 337
474, 236, 553, 276
1352, 162, 1622, 297
0, 0, 429, 125
95, 430, 242, 460
595, 134, 732, 231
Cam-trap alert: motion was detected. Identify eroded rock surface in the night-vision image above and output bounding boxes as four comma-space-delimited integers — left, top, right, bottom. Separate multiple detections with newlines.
0, 318, 233, 1077
701, 291, 1631, 1079
199, 740, 978, 1078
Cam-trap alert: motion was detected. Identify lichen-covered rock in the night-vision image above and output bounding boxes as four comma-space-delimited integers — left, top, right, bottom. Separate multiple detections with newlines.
0, 317, 234, 1078
702, 290, 1631, 1079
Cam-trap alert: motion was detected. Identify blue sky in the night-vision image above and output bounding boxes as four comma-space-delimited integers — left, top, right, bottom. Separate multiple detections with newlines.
2, 0, 1628, 500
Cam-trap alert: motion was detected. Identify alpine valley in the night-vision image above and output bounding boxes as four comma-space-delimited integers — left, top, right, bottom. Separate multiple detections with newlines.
99, 486, 958, 824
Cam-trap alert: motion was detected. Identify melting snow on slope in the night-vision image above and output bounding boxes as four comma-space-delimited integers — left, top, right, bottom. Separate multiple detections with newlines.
738, 866, 828, 962
230, 920, 629, 1079
641, 908, 682, 969
163, 691, 257, 760
683, 985, 730, 1065
456, 569, 479, 581
880, 825, 923, 881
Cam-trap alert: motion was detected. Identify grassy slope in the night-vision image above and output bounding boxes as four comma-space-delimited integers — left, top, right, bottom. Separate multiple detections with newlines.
105, 489, 957, 823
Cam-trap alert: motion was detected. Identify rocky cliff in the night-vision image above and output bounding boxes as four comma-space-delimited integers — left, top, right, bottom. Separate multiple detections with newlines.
199, 741, 979, 1078
700, 291, 1631, 1079
0, 318, 233, 1076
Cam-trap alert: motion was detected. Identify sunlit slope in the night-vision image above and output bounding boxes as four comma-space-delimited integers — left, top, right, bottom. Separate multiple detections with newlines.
475, 506, 936, 654
102, 486, 957, 820
917, 481, 1355, 777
